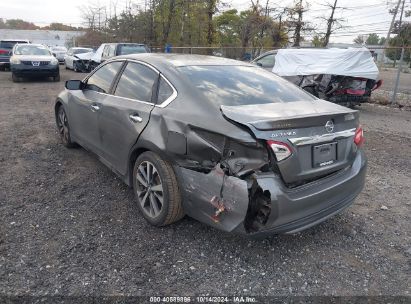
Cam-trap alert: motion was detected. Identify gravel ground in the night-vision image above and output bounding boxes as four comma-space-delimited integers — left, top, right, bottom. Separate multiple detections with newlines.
0, 69, 410, 298
378, 68, 411, 95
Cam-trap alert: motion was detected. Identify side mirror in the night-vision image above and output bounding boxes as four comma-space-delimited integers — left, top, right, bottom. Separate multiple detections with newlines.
52, 53, 56, 57
65, 80, 84, 90
256, 62, 263, 67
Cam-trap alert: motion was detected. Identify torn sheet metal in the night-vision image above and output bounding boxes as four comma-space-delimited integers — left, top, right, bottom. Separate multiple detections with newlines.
178, 165, 249, 232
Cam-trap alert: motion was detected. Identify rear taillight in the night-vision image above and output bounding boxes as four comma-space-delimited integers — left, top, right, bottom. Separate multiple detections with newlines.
0, 49, 9, 55
267, 140, 292, 161
354, 126, 365, 147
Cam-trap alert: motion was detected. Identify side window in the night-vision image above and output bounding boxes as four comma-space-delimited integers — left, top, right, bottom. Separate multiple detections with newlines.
85, 61, 123, 93
256, 54, 275, 68
102, 45, 110, 58
157, 76, 174, 104
114, 62, 157, 102
108, 45, 116, 57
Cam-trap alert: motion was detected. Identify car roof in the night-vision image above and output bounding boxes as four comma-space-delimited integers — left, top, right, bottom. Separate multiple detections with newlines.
116, 53, 254, 69
15, 43, 46, 48
108, 42, 146, 45
1, 39, 30, 42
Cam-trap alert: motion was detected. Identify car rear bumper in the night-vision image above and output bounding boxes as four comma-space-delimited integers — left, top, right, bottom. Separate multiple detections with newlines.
178, 149, 367, 236
11, 64, 59, 77
235, 149, 367, 236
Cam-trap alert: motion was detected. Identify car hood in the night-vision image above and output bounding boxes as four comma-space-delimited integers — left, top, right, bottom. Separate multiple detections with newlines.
13, 55, 55, 61
220, 99, 356, 131
74, 52, 94, 60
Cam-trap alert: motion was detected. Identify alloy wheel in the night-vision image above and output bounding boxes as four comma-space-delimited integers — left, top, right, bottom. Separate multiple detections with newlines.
135, 161, 164, 218
57, 107, 69, 144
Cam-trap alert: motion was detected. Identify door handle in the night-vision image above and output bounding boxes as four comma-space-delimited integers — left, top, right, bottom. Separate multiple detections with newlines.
129, 114, 143, 123
90, 104, 100, 112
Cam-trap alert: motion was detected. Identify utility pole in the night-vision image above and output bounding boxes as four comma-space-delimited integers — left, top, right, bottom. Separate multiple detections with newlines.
381, 0, 402, 64
392, 0, 406, 104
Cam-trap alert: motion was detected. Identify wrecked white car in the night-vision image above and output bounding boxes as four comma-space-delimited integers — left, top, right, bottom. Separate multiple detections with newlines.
253, 48, 383, 107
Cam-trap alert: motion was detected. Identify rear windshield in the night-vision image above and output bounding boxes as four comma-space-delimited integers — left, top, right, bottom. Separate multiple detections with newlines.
118, 44, 148, 55
179, 65, 315, 106
14, 45, 50, 56
73, 48, 92, 54
0, 41, 28, 49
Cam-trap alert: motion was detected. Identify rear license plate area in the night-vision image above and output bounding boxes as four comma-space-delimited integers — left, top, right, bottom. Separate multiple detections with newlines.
313, 142, 337, 168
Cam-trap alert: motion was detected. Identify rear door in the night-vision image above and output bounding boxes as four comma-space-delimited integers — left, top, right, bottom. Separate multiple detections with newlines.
68, 61, 124, 154
98, 61, 158, 175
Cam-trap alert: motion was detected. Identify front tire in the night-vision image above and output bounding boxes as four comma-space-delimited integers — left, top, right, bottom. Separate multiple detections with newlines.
56, 105, 75, 148
133, 151, 184, 226
53, 74, 60, 82
12, 73, 20, 82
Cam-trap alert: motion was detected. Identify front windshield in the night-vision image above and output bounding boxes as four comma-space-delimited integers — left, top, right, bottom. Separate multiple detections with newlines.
14, 45, 51, 56
118, 44, 147, 55
179, 65, 315, 106
73, 48, 92, 54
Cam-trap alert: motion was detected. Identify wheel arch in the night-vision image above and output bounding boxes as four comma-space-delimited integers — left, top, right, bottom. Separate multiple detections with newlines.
127, 140, 174, 187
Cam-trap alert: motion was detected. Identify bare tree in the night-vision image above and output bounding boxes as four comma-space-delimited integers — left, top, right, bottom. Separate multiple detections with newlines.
321, 0, 345, 47
287, 0, 310, 47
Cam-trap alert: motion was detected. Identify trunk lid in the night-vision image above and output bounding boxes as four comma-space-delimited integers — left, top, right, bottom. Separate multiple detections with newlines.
221, 100, 359, 185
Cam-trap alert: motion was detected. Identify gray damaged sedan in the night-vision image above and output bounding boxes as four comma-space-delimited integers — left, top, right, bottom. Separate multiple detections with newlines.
55, 54, 367, 236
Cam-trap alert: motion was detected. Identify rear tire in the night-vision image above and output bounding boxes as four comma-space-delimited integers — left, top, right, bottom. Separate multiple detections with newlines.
133, 151, 184, 226
53, 74, 60, 82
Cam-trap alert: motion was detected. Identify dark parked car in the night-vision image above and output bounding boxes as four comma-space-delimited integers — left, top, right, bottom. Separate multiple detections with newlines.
0, 39, 30, 70
88, 43, 150, 71
55, 54, 367, 236
10, 44, 60, 82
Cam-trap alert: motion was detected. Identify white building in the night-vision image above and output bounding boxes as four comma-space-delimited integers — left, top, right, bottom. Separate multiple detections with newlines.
0, 29, 85, 48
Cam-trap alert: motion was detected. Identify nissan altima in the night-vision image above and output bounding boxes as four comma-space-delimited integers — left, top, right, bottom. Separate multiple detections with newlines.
55, 54, 367, 236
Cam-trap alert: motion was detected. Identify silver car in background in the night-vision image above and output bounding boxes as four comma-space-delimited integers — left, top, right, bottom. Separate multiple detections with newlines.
10, 43, 60, 82
50, 46, 68, 63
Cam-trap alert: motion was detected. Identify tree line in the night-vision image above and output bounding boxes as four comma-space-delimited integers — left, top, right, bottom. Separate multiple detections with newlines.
0, 18, 81, 31
76, 0, 347, 54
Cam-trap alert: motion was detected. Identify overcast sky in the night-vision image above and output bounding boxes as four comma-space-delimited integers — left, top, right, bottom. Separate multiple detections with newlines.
1, 0, 410, 43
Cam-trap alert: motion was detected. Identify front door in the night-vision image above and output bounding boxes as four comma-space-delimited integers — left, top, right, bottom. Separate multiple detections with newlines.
98, 61, 158, 176
68, 61, 124, 154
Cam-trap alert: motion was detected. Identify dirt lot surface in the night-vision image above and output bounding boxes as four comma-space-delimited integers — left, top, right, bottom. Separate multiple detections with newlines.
0, 68, 410, 298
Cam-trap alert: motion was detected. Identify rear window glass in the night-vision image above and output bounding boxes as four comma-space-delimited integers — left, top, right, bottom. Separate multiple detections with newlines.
179, 65, 315, 106
118, 44, 148, 55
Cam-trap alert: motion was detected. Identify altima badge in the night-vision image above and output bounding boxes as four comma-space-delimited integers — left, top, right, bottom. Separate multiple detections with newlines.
325, 120, 334, 133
